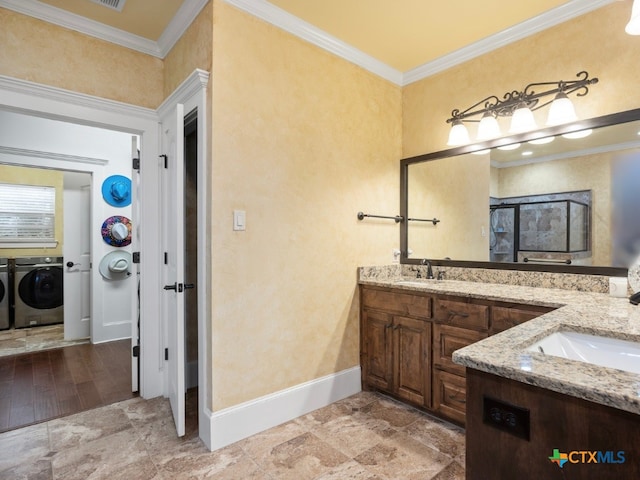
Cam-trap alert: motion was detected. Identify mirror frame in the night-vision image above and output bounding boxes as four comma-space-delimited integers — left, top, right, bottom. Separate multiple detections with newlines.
400, 107, 640, 276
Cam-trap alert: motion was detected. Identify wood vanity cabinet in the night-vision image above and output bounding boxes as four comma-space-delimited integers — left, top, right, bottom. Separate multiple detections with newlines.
361, 286, 432, 408
360, 285, 554, 426
432, 296, 490, 424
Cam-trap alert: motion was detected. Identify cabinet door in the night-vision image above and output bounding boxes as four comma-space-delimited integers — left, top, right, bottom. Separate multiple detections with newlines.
433, 324, 487, 376
393, 316, 431, 408
491, 305, 553, 334
433, 369, 467, 425
362, 309, 393, 392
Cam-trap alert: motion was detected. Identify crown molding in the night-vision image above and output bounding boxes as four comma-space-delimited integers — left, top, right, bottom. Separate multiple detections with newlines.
223, 0, 403, 85
0, 0, 209, 59
158, 0, 209, 57
0, 0, 616, 84
224, 0, 615, 87
402, 0, 616, 86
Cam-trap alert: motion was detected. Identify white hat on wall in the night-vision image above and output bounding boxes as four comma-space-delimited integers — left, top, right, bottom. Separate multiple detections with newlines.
99, 251, 132, 280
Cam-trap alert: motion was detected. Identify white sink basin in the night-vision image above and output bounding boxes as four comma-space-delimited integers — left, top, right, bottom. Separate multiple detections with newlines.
527, 331, 640, 375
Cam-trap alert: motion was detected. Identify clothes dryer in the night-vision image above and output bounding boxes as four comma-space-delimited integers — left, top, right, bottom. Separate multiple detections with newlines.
14, 257, 64, 328
0, 258, 9, 330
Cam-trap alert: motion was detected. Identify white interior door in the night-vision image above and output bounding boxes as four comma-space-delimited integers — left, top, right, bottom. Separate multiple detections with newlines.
63, 174, 92, 340
131, 136, 140, 392
161, 103, 186, 437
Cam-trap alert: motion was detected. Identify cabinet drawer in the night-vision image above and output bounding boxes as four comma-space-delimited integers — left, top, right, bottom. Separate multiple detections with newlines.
433, 369, 467, 425
491, 305, 553, 334
433, 324, 487, 375
434, 298, 489, 331
362, 288, 432, 318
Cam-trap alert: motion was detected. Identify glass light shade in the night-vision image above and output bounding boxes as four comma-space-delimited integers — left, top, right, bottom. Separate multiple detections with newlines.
509, 106, 537, 133
562, 129, 593, 139
529, 136, 555, 145
476, 113, 501, 140
626, 0, 640, 35
497, 143, 521, 151
546, 92, 577, 126
447, 121, 470, 146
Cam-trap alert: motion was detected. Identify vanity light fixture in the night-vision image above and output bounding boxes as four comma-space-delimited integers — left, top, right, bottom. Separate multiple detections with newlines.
627, 0, 640, 35
445, 71, 598, 145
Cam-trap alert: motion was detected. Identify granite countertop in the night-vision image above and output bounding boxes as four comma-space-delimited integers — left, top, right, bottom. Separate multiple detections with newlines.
359, 275, 640, 416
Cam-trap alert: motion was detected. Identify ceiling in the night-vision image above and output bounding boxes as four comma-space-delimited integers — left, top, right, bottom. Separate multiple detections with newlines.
37, 0, 184, 40
267, 0, 573, 71
2, 0, 619, 82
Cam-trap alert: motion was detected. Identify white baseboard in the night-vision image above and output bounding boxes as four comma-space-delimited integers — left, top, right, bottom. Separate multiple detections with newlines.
201, 366, 361, 451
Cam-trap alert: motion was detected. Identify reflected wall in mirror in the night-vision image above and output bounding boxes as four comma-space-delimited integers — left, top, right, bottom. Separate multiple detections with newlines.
402, 109, 640, 273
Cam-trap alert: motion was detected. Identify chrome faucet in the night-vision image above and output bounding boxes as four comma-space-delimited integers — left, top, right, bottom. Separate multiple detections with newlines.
420, 259, 434, 279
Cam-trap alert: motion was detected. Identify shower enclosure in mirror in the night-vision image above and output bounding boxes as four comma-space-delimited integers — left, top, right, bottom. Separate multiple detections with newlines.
400, 108, 640, 275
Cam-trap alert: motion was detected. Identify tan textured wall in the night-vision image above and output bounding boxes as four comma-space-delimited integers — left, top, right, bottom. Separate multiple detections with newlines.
0, 165, 63, 258
163, 1, 213, 99
0, 7, 163, 108
408, 155, 490, 261
403, 2, 640, 157
210, 0, 402, 410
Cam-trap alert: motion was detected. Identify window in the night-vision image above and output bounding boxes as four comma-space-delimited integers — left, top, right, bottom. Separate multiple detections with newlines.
0, 183, 56, 245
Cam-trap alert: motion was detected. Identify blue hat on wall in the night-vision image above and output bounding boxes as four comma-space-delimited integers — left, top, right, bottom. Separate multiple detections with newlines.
102, 175, 131, 207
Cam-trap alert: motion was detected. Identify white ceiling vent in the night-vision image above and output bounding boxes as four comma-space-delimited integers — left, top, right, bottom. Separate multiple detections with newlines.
89, 0, 127, 12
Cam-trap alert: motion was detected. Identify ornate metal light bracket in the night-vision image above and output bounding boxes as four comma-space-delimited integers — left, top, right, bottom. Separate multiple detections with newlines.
446, 71, 598, 124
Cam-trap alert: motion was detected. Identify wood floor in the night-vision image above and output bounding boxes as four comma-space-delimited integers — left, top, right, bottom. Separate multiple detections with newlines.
0, 339, 135, 433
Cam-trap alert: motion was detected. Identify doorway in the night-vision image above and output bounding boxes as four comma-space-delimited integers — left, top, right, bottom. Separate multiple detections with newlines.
184, 109, 199, 393
1, 69, 210, 447
0, 167, 93, 357
0, 113, 138, 431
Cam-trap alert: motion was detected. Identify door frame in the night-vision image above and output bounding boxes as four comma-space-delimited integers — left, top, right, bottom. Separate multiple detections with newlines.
0, 74, 164, 398
157, 70, 210, 447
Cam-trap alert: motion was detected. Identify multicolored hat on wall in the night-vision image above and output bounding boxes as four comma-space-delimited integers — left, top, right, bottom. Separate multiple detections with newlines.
102, 175, 131, 207
101, 216, 132, 247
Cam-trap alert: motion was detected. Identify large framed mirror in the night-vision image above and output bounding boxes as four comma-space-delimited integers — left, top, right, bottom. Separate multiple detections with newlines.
400, 108, 640, 276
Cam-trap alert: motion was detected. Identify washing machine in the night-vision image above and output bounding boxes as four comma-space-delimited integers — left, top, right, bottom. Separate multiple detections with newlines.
14, 257, 64, 328
0, 258, 9, 330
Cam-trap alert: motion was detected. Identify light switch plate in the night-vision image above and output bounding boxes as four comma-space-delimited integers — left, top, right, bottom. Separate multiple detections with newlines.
233, 210, 246, 231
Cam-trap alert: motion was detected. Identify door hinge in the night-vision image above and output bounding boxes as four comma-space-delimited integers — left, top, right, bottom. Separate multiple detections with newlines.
164, 252, 168, 265
132, 157, 140, 170
132, 345, 140, 357
164, 348, 169, 361
132, 252, 140, 264
160, 154, 168, 169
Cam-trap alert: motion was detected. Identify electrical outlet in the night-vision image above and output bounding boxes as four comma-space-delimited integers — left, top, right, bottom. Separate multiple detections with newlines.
483, 396, 530, 440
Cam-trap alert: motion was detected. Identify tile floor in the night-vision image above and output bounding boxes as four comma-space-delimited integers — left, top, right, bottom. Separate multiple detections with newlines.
0, 390, 465, 479
0, 325, 88, 358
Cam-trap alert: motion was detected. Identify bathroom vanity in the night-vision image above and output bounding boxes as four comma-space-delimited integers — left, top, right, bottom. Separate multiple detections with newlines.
360, 278, 553, 425
359, 268, 640, 478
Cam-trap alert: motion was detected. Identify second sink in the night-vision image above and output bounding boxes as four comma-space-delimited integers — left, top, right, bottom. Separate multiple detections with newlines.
526, 331, 640, 375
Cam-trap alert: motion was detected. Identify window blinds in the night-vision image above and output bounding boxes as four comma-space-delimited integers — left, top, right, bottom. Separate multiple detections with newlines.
0, 183, 55, 241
